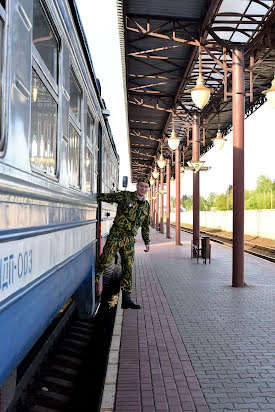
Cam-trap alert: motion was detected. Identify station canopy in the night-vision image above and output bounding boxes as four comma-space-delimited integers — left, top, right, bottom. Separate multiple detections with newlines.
117, 0, 275, 182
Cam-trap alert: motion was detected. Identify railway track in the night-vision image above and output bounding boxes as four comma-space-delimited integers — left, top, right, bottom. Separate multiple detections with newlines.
170, 224, 275, 263
8, 262, 121, 412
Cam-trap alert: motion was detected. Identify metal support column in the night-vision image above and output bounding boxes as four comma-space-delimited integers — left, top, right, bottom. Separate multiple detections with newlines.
175, 146, 181, 245
152, 183, 156, 228
232, 45, 245, 287
166, 159, 171, 238
155, 178, 159, 231
149, 186, 153, 226
192, 112, 200, 254
160, 168, 164, 233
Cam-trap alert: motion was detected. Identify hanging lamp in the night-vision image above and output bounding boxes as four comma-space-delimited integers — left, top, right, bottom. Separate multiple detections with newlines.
157, 145, 166, 169
212, 111, 227, 150
167, 112, 180, 150
186, 45, 212, 109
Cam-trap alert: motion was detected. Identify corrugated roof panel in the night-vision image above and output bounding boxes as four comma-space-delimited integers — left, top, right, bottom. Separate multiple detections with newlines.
127, 0, 208, 18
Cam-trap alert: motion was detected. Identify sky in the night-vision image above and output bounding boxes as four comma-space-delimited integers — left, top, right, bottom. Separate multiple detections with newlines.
76, 0, 275, 197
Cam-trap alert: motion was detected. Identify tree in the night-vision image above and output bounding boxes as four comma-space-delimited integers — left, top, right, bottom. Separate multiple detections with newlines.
170, 196, 176, 211
214, 193, 227, 210
183, 196, 193, 211
205, 192, 216, 210
225, 185, 233, 210
200, 196, 208, 211
256, 175, 272, 193
256, 176, 272, 209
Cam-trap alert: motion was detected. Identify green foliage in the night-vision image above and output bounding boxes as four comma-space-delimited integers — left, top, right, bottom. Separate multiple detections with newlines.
245, 175, 273, 209
214, 193, 227, 210
183, 196, 193, 211
256, 175, 272, 193
170, 196, 176, 210
168, 175, 274, 212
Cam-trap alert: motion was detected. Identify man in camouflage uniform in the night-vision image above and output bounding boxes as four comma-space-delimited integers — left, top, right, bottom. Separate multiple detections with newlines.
95, 178, 150, 309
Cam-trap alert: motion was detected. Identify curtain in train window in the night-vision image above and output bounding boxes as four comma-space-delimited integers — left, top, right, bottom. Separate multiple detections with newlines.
33, 0, 58, 82
30, 70, 57, 175
85, 146, 94, 193
70, 70, 81, 122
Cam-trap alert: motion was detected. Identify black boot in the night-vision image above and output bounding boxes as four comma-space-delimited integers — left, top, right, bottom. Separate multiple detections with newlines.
121, 291, 141, 309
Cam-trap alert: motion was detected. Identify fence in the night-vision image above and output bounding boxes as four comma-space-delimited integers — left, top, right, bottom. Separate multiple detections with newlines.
170, 209, 275, 240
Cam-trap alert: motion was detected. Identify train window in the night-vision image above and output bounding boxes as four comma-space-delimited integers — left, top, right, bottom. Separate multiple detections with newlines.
86, 110, 94, 144
30, 69, 57, 175
85, 146, 93, 193
94, 145, 98, 193
70, 69, 82, 123
68, 124, 80, 187
0, 18, 2, 116
33, 0, 58, 82
0, 4, 4, 151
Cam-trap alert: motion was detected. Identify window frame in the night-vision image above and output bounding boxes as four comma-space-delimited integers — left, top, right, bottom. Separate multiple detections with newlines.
32, 0, 59, 84
69, 66, 82, 129
30, 0, 60, 179
68, 123, 81, 188
68, 63, 83, 189
86, 107, 95, 147
85, 139, 94, 194
85, 105, 96, 194
0, 4, 6, 153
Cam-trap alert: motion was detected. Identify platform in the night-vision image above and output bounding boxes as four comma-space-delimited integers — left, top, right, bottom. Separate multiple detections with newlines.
102, 228, 275, 412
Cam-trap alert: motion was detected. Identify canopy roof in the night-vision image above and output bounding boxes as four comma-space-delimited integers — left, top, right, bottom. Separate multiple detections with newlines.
117, 0, 275, 181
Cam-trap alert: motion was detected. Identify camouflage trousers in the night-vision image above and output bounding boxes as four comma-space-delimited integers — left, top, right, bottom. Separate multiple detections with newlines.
95, 226, 136, 292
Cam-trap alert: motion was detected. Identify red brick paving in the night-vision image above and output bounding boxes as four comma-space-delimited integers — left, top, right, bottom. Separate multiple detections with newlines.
114, 241, 209, 412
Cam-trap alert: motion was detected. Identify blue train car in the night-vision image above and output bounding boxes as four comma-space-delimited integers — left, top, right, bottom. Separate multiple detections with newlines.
0, 0, 119, 395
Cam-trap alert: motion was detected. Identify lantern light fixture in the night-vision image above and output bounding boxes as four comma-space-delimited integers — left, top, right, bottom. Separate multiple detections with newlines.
167, 112, 180, 150
212, 129, 227, 150
149, 176, 155, 186
186, 46, 212, 109
152, 166, 159, 179
262, 75, 275, 108
157, 145, 166, 169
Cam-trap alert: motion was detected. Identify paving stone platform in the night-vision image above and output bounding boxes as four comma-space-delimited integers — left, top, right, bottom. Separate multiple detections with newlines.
113, 228, 275, 412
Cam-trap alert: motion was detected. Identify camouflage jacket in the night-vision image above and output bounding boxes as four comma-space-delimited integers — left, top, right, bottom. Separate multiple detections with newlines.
97, 191, 150, 244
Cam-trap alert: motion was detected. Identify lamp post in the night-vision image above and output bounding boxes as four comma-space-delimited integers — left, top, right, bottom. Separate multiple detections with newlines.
166, 159, 171, 239
270, 188, 273, 209
192, 112, 200, 256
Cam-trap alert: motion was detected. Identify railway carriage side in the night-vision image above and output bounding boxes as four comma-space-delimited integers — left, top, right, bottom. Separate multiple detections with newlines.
0, 0, 119, 390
